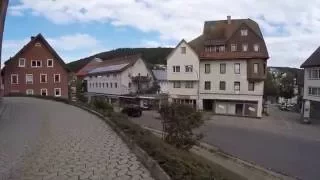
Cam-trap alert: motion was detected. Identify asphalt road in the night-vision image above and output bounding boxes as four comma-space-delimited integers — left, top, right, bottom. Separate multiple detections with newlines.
131, 110, 320, 180
0, 97, 153, 180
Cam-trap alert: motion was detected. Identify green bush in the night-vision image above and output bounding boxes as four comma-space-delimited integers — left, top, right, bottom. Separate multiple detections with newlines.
91, 98, 114, 115
107, 112, 243, 180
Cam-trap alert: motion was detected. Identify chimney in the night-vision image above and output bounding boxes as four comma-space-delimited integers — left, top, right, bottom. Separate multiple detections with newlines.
227, 16, 231, 24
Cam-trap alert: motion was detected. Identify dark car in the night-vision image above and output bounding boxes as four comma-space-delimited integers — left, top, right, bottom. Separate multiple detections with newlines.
121, 105, 142, 117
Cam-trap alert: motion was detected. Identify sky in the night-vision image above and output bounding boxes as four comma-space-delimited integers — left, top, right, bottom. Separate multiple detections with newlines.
2, 0, 320, 67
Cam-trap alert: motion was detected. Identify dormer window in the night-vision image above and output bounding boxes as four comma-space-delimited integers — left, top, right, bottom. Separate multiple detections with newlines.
242, 44, 248, 52
241, 29, 248, 36
181, 47, 186, 54
254, 44, 260, 52
18, 58, 25, 67
231, 44, 237, 52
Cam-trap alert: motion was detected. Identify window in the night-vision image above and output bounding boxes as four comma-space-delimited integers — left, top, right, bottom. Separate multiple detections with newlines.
54, 88, 61, 97
310, 69, 320, 79
253, 63, 259, 73
242, 44, 248, 52
11, 74, 18, 84
102, 83, 104, 88
231, 44, 237, 52
219, 46, 225, 52
181, 47, 186, 54
47, 59, 53, 67
185, 81, 194, 88
26, 74, 33, 84
40, 88, 48, 96
54, 74, 61, 83
99, 83, 101, 88
248, 82, 255, 91
219, 81, 226, 90
308, 87, 320, 96
106, 83, 109, 88
35, 42, 41, 47
254, 44, 260, 52
110, 83, 113, 88
31, 60, 42, 67
115, 83, 118, 88
173, 81, 181, 88
173, 66, 180, 72
19, 58, 25, 67
241, 29, 248, 36
106, 74, 110, 78
40, 74, 47, 83
128, 82, 132, 88
204, 64, 211, 74
95, 82, 98, 88
26, 89, 34, 95
234, 63, 240, 74
185, 65, 193, 72
234, 82, 240, 91
204, 81, 211, 90
220, 63, 226, 74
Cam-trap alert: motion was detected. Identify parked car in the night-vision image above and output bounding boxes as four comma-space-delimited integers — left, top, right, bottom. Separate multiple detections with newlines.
121, 105, 142, 117
141, 103, 152, 110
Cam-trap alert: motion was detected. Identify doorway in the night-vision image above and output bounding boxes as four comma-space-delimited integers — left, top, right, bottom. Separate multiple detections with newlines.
235, 104, 243, 115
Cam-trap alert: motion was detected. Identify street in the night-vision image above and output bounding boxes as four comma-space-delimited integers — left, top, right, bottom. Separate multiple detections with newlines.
0, 97, 153, 180
131, 108, 320, 180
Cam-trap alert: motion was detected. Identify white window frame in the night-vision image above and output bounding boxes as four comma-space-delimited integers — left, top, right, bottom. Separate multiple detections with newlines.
26, 89, 34, 95
54, 88, 62, 97
220, 63, 226, 74
204, 81, 211, 90
31, 60, 42, 68
234, 63, 240, 74
234, 81, 240, 91
35, 42, 41, 47
231, 44, 237, 52
173, 81, 181, 88
254, 44, 260, 52
241, 29, 248, 36
185, 65, 193, 72
25, 74, 33, 84
47, 59, 53, 67
253, 63, 259, 74
54, 74, 61, 83
242, 44, 248, 52
308, 87, 320, 96
40, 74, 48, 83
181, 47, 186, 54
309, 68, 320, 80
205, 64, 210, 74
11, 74, 18, 84
173, 66, 180, 72
40, 88, 48, 96
185, 81, 194, 88
18, 58, 25, 67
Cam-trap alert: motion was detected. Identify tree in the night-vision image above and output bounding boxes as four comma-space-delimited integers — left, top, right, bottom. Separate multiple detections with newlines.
264, 71, 279, 98
279, 72, 295, 103
159, 103, 203, 150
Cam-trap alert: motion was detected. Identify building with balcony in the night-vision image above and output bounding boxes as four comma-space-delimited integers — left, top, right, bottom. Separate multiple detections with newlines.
167, 16, 269, 117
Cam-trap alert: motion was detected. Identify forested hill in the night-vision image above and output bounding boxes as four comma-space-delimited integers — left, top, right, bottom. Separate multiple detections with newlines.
67, 47, 173, 73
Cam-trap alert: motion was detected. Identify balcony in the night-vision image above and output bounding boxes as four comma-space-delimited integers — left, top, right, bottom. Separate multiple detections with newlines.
200, 51, 268, 60
131, 75, 152, 83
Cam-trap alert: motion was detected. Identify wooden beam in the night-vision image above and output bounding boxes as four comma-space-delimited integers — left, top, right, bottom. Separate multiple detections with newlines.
0, 0, 9, 67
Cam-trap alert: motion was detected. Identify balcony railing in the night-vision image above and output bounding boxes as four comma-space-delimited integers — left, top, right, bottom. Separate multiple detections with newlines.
200, 51, 268, 60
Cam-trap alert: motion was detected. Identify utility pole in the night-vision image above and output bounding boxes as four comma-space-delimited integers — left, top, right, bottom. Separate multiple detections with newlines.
0, 0, 9, 67
0, 0, 9, 97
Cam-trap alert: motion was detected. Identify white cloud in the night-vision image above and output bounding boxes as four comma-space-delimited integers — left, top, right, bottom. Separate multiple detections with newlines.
139, 40, 175, 48
2, 33, 104, 63
9, 0, 320, 67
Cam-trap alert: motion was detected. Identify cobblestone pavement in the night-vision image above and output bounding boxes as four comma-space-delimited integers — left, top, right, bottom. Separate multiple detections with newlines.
0, 97, 153, 180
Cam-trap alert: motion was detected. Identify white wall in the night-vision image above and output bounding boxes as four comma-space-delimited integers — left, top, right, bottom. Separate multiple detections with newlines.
167, 41, 199, 97
86, 58, 153, 95
199, 60, 264, 96
304, 68, 320, 102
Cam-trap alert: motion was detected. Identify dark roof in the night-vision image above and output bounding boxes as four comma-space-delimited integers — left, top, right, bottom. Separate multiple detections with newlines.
4, 33, 69, 71
301, 46, 320, 68
67, 48, 172, 73
189, 18, 268, 59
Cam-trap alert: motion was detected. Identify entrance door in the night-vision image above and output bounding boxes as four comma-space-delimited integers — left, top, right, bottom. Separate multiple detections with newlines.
235, 104, 243, 115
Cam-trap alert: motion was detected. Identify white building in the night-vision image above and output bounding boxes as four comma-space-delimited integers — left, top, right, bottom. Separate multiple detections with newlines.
85, 55, 153, 98
300, 47, 320, 120
167, 17, 269, 117
152, 69, 169, 94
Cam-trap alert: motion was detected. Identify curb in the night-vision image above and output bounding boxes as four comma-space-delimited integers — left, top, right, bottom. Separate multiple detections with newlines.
72, 103, 171, 180
142, 126, 298, 180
